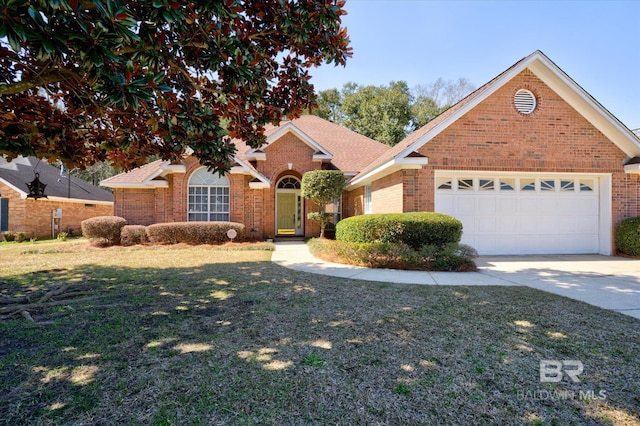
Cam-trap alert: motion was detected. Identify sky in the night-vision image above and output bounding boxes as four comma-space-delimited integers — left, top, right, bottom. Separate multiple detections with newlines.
309, 0, 640, 129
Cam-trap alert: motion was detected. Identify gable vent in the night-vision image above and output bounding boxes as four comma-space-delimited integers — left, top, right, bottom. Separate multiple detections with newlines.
514, 89, 536, 114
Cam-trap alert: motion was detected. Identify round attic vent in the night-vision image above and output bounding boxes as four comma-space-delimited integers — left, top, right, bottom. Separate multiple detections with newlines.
514, 89, 536, 114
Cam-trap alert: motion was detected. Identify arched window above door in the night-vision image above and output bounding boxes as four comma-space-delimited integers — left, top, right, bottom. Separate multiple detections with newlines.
277, 177, 301, 189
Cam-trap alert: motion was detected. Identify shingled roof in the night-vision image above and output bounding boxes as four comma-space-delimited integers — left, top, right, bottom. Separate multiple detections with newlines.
102, 115, 391, 187
0, 156, 113, 203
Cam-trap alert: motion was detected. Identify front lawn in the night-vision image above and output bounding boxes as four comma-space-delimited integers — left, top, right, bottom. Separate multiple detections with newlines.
1, 241, 639, 424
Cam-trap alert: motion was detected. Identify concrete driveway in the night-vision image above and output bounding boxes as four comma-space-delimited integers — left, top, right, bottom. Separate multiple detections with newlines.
272, 243, 640, 319
478, 255, 640, 319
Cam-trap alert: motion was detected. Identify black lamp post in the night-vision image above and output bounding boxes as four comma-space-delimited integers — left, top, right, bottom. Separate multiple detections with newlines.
26, 173, 48, 199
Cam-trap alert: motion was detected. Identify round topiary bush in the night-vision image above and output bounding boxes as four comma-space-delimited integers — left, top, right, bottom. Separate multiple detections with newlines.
615, 217, 640, 256
335, 212, 462, 249
81, 216, 127, 245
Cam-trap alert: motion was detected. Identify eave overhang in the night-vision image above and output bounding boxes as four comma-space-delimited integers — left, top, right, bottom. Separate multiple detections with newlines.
346, 156, 428, 190
624, 157, 640, 174
245, 123, 333, 163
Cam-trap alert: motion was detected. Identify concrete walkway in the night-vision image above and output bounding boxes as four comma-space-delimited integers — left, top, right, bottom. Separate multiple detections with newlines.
272, 242, 640, 319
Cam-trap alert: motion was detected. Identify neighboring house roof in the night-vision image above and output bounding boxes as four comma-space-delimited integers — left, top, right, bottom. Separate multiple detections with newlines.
0, 156, 113, 204
348, 50, 640, 188
102, 115, 390, 188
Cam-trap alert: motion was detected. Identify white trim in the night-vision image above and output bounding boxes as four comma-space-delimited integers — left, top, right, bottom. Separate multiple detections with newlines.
0, 176, 27, 197
100, 180, 168, 189
275, 176, 304, 236
187, 168, 231, 222
160, 163, 186, 173
229, 157, 271, 188
42, 196, 113, 206
312, 153, 332, 162
624, 163, 640, 174
434, 170, 612, 255
347, 157, 428, 189
364, 184, 372, 214
245, 123, 333, 161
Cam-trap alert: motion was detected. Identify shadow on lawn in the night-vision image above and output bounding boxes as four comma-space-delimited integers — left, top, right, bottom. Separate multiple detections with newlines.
1, 259, 639, 425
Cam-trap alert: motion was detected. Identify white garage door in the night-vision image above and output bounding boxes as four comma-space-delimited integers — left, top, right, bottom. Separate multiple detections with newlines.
435, 174, 601, 255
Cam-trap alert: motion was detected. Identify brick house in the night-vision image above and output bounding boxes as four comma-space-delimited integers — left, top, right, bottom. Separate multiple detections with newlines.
0, 156, 113, 239
101, 115, 390, 240
103, 51, 640, 255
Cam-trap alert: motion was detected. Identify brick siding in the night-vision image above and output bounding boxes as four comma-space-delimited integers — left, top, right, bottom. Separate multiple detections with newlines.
113, 131, 328, 240
0, 181, 113, 239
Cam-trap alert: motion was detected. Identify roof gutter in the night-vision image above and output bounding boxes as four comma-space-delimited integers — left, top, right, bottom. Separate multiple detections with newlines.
346, 157, 428, 190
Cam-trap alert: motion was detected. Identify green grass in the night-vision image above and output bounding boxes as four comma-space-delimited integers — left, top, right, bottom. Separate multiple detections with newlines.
0, 240, 639, 424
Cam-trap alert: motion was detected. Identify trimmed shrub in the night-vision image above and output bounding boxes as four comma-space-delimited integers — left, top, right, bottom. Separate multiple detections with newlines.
121, 225, 149, 246
146, 222, 245, 245
336, 212, 462, 249
81, 216, 127, 245
615, 217, 640, 256
308, 238, 477, 271
2, 232, 16, 242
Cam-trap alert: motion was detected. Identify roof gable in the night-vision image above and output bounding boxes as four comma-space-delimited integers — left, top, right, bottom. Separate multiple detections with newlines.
246, 122, 332, 161
350, 50, 640, 187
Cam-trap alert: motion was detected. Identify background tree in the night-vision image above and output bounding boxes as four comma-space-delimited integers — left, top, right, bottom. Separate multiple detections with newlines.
314, 88, 343, 124
341, 81, 412, 146
311, 77, 476, 144
301, 170, 345, 238
0, 0, 351, 172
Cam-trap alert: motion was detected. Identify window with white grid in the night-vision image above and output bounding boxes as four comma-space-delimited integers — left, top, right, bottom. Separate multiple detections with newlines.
188, 168, 230, 221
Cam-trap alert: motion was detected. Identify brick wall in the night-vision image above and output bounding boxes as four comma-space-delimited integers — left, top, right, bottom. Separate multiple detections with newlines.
415, 70, 634, 221
345, 186, 364, 217
371, 171, 404, 213
113, 188, 156, 225
112, 131, 330, 240
0, 181, 113, 239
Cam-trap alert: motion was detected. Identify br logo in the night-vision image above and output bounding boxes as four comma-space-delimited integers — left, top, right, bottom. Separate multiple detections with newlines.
539, 360, 584, 383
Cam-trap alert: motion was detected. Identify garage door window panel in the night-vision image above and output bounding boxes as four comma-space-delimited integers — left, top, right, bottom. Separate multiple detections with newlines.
560, 180, 575, 191
437, 178, 453, 190
540, 179, 556, 191
499, 178, 515, 191
521, 180, 536, 191
479, 179, 495, 191
458, 179, 474, 190
579, 180, 594, 191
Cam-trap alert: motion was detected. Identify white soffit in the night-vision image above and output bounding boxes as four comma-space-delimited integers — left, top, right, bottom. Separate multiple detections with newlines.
246, 123, 333, 161
346, 156, 428, 189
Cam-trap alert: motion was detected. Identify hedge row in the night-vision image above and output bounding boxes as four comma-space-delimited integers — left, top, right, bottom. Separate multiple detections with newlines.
335, 212, 462, 249
81, 216, 245, 246
615, 217, 640, 256
146, 222, 245, 245
308, 238, 478, 272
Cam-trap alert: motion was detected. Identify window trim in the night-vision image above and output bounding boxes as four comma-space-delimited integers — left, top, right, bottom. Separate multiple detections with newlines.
187, 168, 230, 222
364, 184, 372, 214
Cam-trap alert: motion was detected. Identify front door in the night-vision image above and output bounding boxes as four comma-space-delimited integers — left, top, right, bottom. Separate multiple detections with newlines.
276, 192, 303, 236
